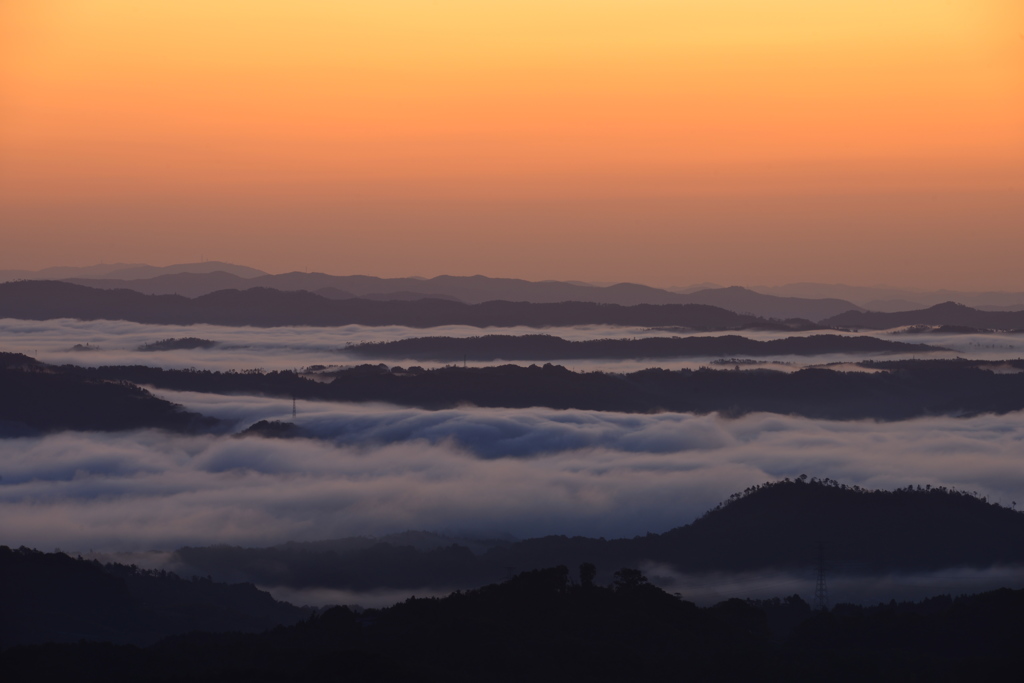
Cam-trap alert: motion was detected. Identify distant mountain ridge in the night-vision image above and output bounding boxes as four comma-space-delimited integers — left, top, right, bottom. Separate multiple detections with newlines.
66, 356, 1024, 420
0, 280, 793, 329
51, 269, 863, 321
755, 282, 1024, 312
347, 333, 942, 361
0, 261, 266, 282
823, 302, 1024, 330
10, 260, 1024, 317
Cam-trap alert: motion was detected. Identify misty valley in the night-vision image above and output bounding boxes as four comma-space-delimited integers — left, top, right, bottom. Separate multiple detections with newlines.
6, 0, 1023, 675
3, 274, 1024, 679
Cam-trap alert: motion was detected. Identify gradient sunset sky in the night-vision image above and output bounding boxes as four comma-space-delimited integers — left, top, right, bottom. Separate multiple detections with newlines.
2, 1, 1022, 289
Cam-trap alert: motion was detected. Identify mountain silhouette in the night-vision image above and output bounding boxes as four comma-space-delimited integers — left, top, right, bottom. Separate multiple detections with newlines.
1, 261, 266, 283
0, 280, 785, 329
52, 272, 861, 320
823, 302, 1024, 330
175, 479, 1024, 592
348, 333, 942, 361
0, 354, 218, 435
70, 357, 1024, 420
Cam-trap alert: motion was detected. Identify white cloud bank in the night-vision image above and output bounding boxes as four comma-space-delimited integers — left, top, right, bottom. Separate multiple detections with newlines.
3, 401, 1024, 553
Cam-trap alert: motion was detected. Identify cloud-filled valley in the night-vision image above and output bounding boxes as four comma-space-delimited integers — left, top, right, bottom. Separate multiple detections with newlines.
3, 393, 1024, 553
4, 317, 1023, 376
4, 314, 1024, 610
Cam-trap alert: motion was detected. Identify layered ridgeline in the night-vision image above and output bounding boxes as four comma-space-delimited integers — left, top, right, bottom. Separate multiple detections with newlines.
174, 479, 1024, 592
823, 302, 1024, 331
0, 281, 805, 329
53, 357, 1024, 420
45, 268, 864, 321
3, 354, 1023, 431
345, 333, 941, 361
5, 280, 1021, 329
0, 353, 217, 436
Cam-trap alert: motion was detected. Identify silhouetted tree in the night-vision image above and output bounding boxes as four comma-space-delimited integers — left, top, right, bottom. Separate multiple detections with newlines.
579, 562, 597, 588
612, 567, 649, 591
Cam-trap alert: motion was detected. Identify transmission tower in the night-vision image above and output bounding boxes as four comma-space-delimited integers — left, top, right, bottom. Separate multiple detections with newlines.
813, 541, 829, 612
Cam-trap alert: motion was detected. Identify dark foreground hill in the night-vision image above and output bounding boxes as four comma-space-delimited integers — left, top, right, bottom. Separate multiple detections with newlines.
4, 563, 1024, 681
0, 280, 797, 329
823, 301, 1024, 330
0, 546, 310, 649
175, 479, 1024, 593
348, 333, 941, 361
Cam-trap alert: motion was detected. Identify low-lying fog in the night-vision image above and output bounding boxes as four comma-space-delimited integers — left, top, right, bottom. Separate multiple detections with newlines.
5, 317, 1024, 607
3, 318, 1022, 374
3, 395, 1024, 553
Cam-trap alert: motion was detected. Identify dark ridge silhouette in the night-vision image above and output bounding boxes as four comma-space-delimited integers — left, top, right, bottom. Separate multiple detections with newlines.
0, 546, 310, 649
1, 280, 796, 329
823, 301, 1024, 330
0, 366, 218, 435
756, 281, 1024, 312
52, 270, 864, 320
0, 351, 45, 370
896, 324, 994, 335
8, 261, 267, 281
4, 562, 1024, 680
235, 419, 300, 438
347, 333, 942, 361
354, 290, 464, 302
137, 337, 217, 351
68, 357, 1024, 420
175, 479, 1024, 593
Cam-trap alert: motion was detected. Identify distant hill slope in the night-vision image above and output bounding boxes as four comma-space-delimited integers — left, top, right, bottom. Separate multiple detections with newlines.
0, 280, 787, 329
175, 479, 1024, 592
65, 271, 258, 298
73, 357, 1024, 420
0, 353, 217, 436
823, 302, 1024, 330
348, 333, 942, 361
681, 286, 860, 321
1, 261, 265, 282
58, 272, 861, 320
755, 282, 1024, 312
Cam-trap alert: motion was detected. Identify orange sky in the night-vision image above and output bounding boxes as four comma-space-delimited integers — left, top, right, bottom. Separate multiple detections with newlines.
2, 1, 1022, 288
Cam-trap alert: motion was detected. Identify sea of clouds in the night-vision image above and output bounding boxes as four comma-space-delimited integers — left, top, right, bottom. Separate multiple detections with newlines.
3, 390, 1024, 554
4, 317, 1021, 375
4, 318, 1024, 605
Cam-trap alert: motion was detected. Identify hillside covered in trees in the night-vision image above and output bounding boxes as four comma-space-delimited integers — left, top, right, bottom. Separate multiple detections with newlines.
0, 353, 217, 436
3, 559, 1024, 681
346, 333, 940, 361
175, 479, 1024, 592
63, 357, 1024, 420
